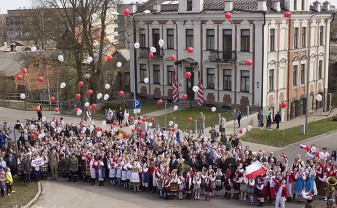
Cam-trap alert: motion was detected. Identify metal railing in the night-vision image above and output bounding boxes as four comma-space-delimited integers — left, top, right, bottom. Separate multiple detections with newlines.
208, 50, 236, 63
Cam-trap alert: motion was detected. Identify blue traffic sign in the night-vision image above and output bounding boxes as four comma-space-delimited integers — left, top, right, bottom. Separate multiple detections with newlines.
134, 100, 141, 109
164, 100, 168, 105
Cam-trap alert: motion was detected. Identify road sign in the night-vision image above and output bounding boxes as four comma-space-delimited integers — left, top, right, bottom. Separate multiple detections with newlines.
164, 100, 168, 105
134, 108, 141, 114
134, 100, 141, 109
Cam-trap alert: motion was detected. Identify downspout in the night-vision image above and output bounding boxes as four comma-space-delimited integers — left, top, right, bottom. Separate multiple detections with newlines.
326, 13, 335, 110
261, 12, 266, 110
162, 24, 164, 98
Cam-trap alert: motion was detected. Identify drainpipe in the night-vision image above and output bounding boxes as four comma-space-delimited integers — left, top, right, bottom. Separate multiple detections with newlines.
261, 12, 266, 111
286, 16, 291, 121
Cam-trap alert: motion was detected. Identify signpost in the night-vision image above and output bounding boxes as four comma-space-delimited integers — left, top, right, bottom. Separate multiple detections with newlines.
232, 110, 239, 136
133, 100, 141, 116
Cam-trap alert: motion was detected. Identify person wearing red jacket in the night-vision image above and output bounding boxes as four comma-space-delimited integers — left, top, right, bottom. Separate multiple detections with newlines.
274, 178, 288, 208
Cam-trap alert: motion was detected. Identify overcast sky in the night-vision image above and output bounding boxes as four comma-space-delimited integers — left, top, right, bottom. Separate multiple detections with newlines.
0, 0, 334, 14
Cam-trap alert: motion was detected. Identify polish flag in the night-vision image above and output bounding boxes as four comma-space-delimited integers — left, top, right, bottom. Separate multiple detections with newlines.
245, 161, 267, 179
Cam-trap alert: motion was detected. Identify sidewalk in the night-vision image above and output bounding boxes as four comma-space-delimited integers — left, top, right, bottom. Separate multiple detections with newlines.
142, 107, 183, 117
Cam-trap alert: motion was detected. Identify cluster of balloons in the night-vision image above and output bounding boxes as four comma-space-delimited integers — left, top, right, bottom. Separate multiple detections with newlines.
239, 125, 253, 134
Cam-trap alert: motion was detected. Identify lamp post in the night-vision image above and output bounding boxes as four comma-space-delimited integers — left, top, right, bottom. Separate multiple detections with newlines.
130, 10, 151, 119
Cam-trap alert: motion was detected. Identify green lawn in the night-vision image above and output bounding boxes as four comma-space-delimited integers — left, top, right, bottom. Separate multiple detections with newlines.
0, 177, 38, 207
242, 117, 337, 147
134, 102, 166, 116
151, 107, 232, 131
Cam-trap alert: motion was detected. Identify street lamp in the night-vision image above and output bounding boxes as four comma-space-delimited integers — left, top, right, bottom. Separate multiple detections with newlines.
130, 9, 152, 119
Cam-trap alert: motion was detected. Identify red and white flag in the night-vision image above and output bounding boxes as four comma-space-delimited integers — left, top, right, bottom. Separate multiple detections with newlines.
197, 68, 204, 106
245, 161, 266, 179
172, 65, 179, 103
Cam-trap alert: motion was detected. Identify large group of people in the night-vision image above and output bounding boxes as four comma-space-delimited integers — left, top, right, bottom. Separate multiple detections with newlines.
0, 113, 336, 208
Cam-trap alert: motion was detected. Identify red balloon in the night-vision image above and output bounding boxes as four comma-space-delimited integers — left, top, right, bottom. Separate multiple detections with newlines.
171, 128, 176, 132
107, 55, 113, 62
22, 68, 27, 74
129, 116, 134, 122
86, 89, 93, 96
96, 126, 101, 132
37, 76, 44, 82
305, 145, 311, 152
157, 99, 163, 105
140, 132, 145, 138
150, 117, 155, 123
281, 101, 287, 109
54, 107, 59, 112
91, 104, 97, 110
29, 134, 35, 139
182, 94, 188, 99
119, 91, 125, 97
137, 120, 141, 125
119, 124, 123, 128
124, 133, 129, 138
35, 107, 41, 113
123, 8, 129, 17
148, 52, 154, 59
224, 12, 232, 19
187, 117, 193, 123
239, 129, 243, 134
170, 54, 176, 61
34, 131, 40, 137
16, 74, 23, 81
113, 121, 117, 126
137, 126, 141, 132
77, 81, 84, 88
75, 107, 80, 112
244, 60, 253, 66
75, 93, 81, 100
142, 117, 147, 122
131, 129, 135, 133
50, 96, 55, 103
316, 151, 320, 158
184, 72, 192, 79
284, 11, 291, 18
187, 47, 194, 53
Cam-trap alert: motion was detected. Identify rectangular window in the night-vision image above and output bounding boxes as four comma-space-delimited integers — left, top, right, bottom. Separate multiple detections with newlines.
223, 69, 231, 91
186, 29, 194, 48
207, 68, 215, 89
302, 27, 306, 48
318, 60, 323, 79
301, 64, 305, 84
293, 65, 298, 86
153, 65, 160, 84
167, 65, 173, 85
152, 29, 160, 54
241, 70, 250, 92
302, 0, 305, 10
139, 29, 146, 48
270, 29, 275, 52
294, 28, 299, 49
294, 0, 297, 10
34, 62, 39, 69
167, 29, 174, 49
223, 29, 232, 60
206, 29, 215, 50
320, 26, 324, 46
241, 29, 250, 52
42, 63, 47, 69
140, 64, 147, 82
187, 0, 193, 11
269, 69, 274, 92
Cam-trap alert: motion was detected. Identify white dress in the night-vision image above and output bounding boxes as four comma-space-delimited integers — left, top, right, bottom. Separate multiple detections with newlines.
121, 164, 128, 181
130, 165, 141, 183
90, 160, 96, 179
108, 162, 117, 178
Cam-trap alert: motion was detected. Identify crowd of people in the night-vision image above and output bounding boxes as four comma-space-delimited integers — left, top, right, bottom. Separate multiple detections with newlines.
0, 113, 336, 208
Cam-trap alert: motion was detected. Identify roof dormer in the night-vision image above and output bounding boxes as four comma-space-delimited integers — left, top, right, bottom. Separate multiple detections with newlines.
179, 0, 204, 13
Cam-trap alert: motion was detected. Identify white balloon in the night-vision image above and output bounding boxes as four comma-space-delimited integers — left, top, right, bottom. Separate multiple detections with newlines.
77, 109, 83, 116
96, 131, 102, 137
211, 107, 216, 112
91, 13, 98, 21
89, 125, 95, 131
148, 122, 153, 127
60, 82, 66, 89
103, 94, 109, 100
38, 134, 42, 139
87, 56, 93, 63
144, 78, 149, 83
82, 127, 87, 132
85, 102, 90, 107
174, 124, 178, 129
158, 39, 164, 48
102, 120, 106, 126
192, 86, 199, 92
105, 84, 111, 90
117, 62, 122, 68
56, 127, 62, 133
134, 120, 138, 125
242, 128, 247, 134
169, 121, 174, 126
150, 47, 156, 53
20, 93, 26, 99
31, 46, 37, 52
247, 125, 252, 131
41, 132, 45, 137
58, 55, 64, 62
41, 117, 46, 122
204, 137, 208, 142
173, 106, 178, 111
97, 93, 102, 99
134, 42, 140, 49
316, 94, 322, 102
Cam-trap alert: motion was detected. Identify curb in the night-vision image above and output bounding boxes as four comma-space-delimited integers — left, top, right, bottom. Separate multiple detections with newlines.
23, 181, 42, 208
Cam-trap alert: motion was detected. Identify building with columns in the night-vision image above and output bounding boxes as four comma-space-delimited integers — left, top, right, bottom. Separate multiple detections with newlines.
131, 0, 333, 121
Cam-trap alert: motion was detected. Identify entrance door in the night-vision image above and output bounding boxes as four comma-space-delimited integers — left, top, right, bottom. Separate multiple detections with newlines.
186, 67, 194, 99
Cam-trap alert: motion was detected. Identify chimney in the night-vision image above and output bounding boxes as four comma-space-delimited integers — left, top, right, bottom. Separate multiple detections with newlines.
153, 0, 161, 13
224, 0, 234, 12
257, 0, 267, 11
323, 1, 331, 11
312, 1, 321, 12
10, 42, 16, 52
272, 0, 281, 12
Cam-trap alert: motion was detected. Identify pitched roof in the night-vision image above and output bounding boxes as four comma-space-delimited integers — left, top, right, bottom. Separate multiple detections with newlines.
0, 52, 24, 77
